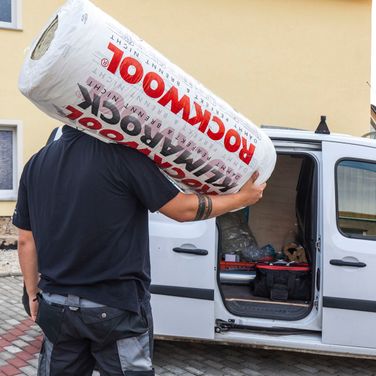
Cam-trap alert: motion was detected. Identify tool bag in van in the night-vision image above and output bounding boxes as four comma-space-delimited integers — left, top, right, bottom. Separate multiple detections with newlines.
253, 263, 311, 302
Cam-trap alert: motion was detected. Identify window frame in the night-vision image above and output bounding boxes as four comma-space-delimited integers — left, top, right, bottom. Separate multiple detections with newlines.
0, 0, 22, 30
335, 157, 376, 241
0, 120, 22, 201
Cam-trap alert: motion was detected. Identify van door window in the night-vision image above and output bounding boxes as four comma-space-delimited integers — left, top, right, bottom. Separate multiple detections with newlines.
336, 160, 376, 239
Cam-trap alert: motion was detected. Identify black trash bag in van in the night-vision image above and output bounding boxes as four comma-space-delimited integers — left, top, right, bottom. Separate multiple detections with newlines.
218, 210, 273, 262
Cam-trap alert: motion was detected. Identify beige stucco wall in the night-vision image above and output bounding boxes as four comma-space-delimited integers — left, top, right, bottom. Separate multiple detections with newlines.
0, 0, 372, 216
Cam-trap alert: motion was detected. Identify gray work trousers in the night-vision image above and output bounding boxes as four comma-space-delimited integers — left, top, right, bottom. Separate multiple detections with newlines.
36, 292, 154, 376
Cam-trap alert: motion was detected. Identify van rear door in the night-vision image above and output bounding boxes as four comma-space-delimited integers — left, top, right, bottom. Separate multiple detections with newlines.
322, 141, 376, 348
149, 212, 216, 339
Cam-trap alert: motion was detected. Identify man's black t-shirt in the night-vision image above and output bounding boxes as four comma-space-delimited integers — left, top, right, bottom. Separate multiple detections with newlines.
12, 125, 179, 313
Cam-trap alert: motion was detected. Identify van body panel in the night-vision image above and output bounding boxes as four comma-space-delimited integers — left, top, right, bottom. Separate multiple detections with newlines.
265, 129, 376, 149
151, 295, 215, 339
149, 212, 216, 339
321, 141, 376, 349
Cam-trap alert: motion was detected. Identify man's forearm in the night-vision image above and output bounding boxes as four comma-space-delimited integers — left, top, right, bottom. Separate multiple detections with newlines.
18, 230, 39, 297
200, 191, 249, 219
159, 172, 266, 222
179, 191, 250, 221
160, 188, 263, 222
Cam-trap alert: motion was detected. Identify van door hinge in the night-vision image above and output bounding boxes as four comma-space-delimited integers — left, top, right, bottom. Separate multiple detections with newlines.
314, 298, 319, 310
315, 237, 321, 252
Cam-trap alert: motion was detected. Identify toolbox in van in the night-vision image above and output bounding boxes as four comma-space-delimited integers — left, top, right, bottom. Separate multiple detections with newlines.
253, 262, 311, 301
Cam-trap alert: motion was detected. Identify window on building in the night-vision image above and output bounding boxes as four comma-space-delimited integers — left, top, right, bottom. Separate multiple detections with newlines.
337, 160, 376, 239
0, 0, 22, 30
0, 122, 20, 200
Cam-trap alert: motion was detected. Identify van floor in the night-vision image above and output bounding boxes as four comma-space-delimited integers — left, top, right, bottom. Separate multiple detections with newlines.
222, 284, 311, 320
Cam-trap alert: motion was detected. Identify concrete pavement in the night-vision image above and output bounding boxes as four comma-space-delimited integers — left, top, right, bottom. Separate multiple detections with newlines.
0, 276, 375, 376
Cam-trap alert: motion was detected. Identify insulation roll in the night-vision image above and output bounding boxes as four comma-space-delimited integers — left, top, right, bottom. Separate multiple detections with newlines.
19, 0, 276, 195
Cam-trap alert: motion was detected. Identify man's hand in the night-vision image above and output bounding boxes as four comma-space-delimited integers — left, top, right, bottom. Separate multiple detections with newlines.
28, 295, 39, 322
237, 171, 267, 207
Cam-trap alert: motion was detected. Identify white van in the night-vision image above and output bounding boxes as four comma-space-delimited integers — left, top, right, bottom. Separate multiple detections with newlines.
49, 125, 376, 358
148, 126, 376, 359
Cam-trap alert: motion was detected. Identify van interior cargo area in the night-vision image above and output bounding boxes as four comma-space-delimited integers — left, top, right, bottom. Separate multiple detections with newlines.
217, 154, 317, 321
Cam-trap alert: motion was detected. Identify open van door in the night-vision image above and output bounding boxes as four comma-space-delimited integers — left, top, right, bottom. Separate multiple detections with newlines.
322, 141, 376, 348
149, 212, 216, 339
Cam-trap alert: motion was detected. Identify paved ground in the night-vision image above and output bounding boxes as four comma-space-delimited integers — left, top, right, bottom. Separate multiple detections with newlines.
0, 276, 375, 376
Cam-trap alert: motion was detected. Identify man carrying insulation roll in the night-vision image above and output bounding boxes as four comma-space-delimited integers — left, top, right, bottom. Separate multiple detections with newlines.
12, 125, 266, 376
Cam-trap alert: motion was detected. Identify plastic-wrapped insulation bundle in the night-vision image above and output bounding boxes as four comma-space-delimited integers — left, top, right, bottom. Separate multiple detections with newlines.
19, 0, 276, 194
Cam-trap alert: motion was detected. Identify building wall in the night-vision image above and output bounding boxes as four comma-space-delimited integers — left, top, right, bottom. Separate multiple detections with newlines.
0, 0, 372, 217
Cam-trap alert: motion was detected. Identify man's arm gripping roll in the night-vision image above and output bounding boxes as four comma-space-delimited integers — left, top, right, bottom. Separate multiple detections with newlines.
160, 171, 266, 222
